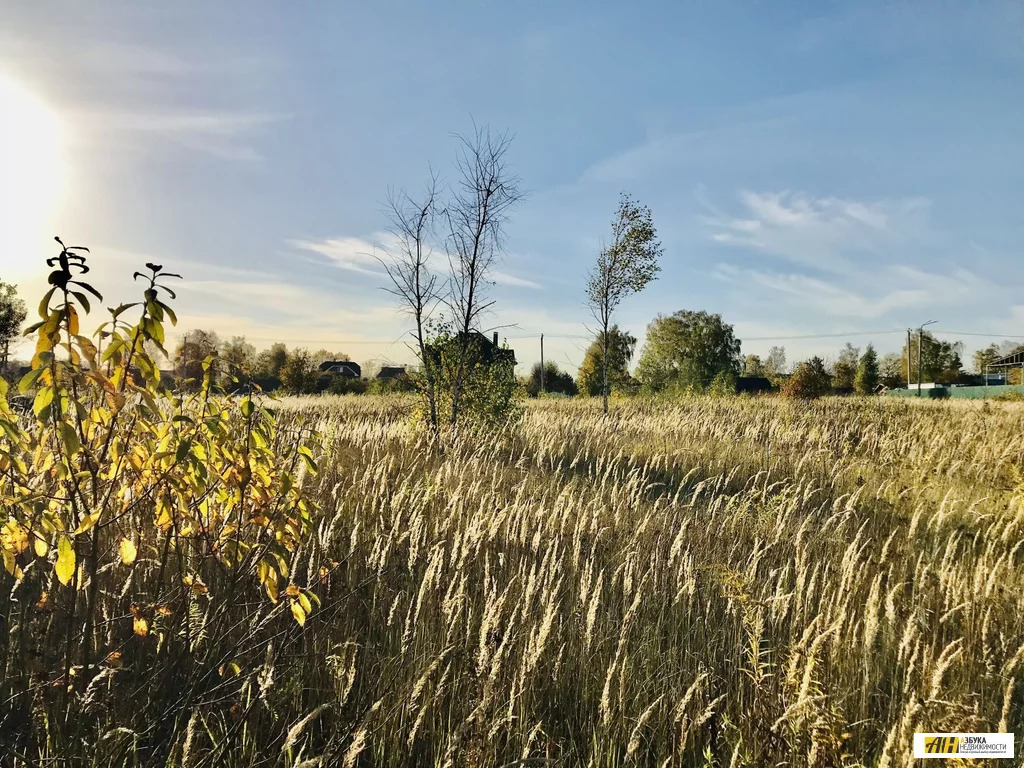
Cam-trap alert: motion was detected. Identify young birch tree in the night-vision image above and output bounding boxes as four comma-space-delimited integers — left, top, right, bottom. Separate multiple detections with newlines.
377, 175, 443, 435
444, 126, 522, 428
586, 193, 663, 414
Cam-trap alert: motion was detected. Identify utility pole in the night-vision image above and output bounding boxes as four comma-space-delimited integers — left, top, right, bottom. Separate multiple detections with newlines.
540, 333, 545, 393
906, 329, 912, 389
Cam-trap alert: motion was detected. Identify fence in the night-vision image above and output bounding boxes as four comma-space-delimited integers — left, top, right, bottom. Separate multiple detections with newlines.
884, 384, 1024, 399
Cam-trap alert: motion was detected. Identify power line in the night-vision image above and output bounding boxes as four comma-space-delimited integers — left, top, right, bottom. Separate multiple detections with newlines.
742, 328, 907, 341
933, 330, 1024, 339
225, 337, 411, 345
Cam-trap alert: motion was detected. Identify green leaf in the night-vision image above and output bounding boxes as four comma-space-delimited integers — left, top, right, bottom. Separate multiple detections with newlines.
33, 387, 54, 419
58, 421, 82, 456
18, 367, 46, 394
175, 440, 192, 463
38, 287, 56, 319
110, 302, 140, 319
159, 301, 177, 326
71, 291, 91, 314
71, 280, 103, 301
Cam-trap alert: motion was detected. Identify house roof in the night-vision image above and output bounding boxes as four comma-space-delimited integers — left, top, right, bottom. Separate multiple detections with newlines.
988, 349, 1024, 368
318, 360, 361, 374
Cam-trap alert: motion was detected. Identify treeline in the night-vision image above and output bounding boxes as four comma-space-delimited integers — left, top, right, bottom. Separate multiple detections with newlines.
170, 330, 414, 395
526, 320, 1000, 401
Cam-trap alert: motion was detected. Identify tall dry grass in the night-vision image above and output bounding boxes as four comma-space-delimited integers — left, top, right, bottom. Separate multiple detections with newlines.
4, 394, 1023, 766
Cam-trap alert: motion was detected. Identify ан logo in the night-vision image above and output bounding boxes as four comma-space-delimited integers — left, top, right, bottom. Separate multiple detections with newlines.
923, 736, 960, 754
914, 733, 1014, 759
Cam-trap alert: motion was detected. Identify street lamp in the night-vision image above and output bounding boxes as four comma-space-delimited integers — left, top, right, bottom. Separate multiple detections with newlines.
917, 320, 937, 397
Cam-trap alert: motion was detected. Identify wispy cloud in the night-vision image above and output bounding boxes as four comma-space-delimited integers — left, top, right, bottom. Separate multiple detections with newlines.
287, 235, 389, 277
492, 270, 542, 289
705, 189, 997, 326
704, 190, 931, 272
77, 108, 286, 161
714, 257, 987, 319
289, 233, 543, 290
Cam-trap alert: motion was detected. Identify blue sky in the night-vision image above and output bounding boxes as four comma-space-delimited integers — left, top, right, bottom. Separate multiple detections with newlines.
2, 1, 1023, 373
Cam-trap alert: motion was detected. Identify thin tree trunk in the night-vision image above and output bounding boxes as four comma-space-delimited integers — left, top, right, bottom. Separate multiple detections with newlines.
415, 316, 439, 438
602, 316, 609, 415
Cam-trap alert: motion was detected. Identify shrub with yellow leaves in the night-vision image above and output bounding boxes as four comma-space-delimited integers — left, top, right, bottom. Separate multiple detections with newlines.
0, 238, 323, 761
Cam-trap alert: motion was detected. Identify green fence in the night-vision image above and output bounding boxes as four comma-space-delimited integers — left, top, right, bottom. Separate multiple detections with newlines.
884, 384, 1024, 399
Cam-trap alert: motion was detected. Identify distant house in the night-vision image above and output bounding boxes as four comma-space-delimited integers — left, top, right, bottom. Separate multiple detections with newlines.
377, 366, 406, 380
735, 376, 773, 395
470, 332, 516, 365
426, 331, 516, 367
319, 360, 361, 378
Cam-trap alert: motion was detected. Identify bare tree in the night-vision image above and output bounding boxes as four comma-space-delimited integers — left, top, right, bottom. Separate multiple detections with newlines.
444, 125, 522, 428
587, 193, 663, 414
377, 174, 442, 435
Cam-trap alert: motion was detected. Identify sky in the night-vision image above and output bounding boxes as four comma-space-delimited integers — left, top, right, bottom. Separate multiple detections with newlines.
1, 1, 1023, 375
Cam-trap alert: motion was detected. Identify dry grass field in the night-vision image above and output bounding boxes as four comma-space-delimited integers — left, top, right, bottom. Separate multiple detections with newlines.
4, 394, 1024, 767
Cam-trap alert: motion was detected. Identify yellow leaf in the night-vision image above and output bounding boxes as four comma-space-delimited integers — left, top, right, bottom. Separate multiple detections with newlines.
119, 537, 137, 565
182, 574, 208, 595
285, 583, 301, 597
298, 592, 312, 615
73, 511, 101, 536
130, 603, 151, 636
33, 534, 49, 558
67, 305, 79, 336
2, 549, 23, 579
1, 521, 29, 554
290, 600, 306, 626
55, 535, 75, 586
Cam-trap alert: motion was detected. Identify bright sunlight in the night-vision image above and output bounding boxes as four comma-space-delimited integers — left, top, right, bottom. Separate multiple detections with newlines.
0, 74, 64, 266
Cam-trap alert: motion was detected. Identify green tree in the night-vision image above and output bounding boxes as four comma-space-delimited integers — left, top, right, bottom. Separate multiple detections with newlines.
0, 281, 27, 368
428, 327, 522, 429
783, 357, 832, 399
280, 348, 319, 394
879, 352, 904, 389
764, 345, 787, 385
709, 369, 737, 397
526, 361, 577, 397
902, 332, 963, 385
222, 336, 256, 372
830, 343, 859, 391
635, 310, 741, 393
254, 342, 289, 388
173, 329, 220, 390
586, 193, 662, 413
973, 343, 1002, 375
577, 327, 637, 397
742, 354, 766, 377
855, 344, 880, 394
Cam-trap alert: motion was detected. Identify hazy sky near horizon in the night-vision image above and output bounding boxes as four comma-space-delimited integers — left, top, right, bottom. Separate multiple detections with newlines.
2, 1, 1023, 373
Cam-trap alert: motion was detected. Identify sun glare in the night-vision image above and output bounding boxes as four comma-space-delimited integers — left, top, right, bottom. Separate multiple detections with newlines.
0, 74, 65, 271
